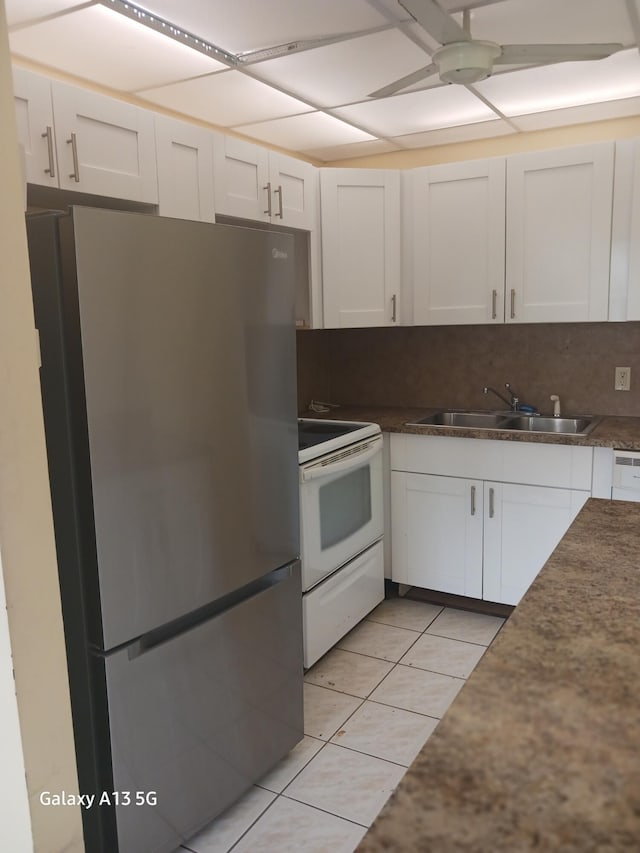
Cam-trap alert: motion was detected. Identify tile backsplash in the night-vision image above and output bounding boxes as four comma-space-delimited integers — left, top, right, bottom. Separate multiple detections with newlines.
296, 322, 640, 417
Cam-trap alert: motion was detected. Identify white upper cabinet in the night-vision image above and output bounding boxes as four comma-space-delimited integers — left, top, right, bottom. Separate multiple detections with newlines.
51, 81, 158, 203
13, 68, 158, 203
505, 142, 614, 323
610, 137, 640, 321
321, 168, 401, 328
268, 151, 317, 231
213, 135, 317, 229
13, 66, 58, 188
411, 158, 506, 325
213, 135, 270, 221
154, 115, 215, 222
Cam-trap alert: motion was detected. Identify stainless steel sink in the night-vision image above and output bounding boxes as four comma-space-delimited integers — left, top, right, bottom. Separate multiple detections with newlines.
406, 410, 602, 436
409, 411, 514, 429
505, 415, 601, 435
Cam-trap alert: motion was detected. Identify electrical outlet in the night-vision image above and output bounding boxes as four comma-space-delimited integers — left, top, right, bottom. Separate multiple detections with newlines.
615, 367, 631, 391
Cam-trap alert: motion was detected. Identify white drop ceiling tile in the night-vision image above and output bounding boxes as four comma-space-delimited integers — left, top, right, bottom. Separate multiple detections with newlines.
510, 95, 640, 132
9, 5, 227, 91
463, 0, 634, 47
394, 117, 515, 149
138, 71, 313, 127
235, 112, 376, 153
5, 0, 83, 28
475, 49, 640, 116
332, 86, 496, 137
250, 29, 432, 108
122, 0, 390, 55
303, 138, 403, 163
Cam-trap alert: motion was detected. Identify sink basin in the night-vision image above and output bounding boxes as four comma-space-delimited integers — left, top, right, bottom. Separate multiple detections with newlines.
406, 411, 602, 436
505, 416, 600, 435
409, 411, 514, 429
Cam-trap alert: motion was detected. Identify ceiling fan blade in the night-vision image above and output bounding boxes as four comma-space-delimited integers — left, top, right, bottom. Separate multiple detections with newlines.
496, 43, 623, 65
369, 63, 439, 98
399, 0, 470, 45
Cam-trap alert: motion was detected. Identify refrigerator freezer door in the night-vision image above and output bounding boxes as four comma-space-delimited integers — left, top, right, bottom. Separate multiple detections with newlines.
59, 208, 298, 650
102, 564, 302, 853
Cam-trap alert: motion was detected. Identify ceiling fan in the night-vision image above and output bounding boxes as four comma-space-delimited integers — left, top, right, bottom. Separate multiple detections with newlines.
370, 0, 623, 97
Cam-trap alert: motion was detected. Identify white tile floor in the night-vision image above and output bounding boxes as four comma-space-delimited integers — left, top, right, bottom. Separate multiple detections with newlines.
180, 598, 505, 853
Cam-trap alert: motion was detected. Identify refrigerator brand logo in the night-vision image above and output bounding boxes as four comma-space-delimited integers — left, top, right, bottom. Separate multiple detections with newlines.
272, 248, 288, 260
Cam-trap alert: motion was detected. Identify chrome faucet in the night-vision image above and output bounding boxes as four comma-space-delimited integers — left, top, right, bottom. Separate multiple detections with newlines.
483, 383, 520, 411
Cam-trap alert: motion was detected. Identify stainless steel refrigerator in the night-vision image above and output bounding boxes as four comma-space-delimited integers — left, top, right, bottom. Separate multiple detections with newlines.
27, 207, 303, 853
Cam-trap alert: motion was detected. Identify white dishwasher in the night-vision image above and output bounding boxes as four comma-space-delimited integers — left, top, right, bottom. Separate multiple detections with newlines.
612, 450, 640, 501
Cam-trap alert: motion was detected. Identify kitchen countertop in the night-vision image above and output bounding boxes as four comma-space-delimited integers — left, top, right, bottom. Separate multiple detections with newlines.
302, 406, 640, 450
358, 497, 640, 852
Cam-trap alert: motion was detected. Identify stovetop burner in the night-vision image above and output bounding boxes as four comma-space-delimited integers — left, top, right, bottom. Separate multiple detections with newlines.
298, 419, 366, 451
298, 418, 381, 464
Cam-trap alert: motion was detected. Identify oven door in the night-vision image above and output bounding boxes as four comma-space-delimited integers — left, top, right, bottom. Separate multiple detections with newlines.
299, 435, 383, 591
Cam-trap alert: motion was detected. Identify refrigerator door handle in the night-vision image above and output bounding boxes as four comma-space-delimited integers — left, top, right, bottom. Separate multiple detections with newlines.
127, 565, 295, 660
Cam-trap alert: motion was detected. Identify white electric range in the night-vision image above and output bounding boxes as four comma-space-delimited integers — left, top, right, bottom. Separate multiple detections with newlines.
298, 418, 385, 668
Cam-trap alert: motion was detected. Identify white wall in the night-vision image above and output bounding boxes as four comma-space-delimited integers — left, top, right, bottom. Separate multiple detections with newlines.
0, 552, 32, 851
0, 1, 83, 849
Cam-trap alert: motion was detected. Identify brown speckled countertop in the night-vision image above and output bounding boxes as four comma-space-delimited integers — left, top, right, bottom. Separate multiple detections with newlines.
302, 406, 640, 450
358, 498, 640, 852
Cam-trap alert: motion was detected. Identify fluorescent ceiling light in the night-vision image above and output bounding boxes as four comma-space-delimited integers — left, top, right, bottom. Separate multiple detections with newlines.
100, 0, 237, 65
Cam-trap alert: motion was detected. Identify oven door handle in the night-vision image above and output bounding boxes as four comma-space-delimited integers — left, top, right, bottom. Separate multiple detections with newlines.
301, 437, 382, 482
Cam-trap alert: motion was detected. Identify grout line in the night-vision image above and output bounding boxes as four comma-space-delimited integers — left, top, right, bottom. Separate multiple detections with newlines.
225, 793, 281, 853
278, 791, 370, 828
318, 738, 414, 770
365, 697, 443, 722
425, 629, 501, 647
303, 676, 379, 703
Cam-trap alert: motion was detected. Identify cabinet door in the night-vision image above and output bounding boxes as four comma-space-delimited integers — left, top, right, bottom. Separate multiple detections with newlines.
506, 142, 614, 323
483, 482, 588, 605
268, 152, 317, 230
155, 115, 215, 222
617, 138, 640, 321
51, 82, 158, 202
412, 158, 505, 325
391, 472, 483, 598
321, 168, 400, 328
12, 66, 58, 187
212, 135, 270, 221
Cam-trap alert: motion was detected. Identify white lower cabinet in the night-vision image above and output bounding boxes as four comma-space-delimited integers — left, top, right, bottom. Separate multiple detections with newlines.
392, 473, 483, 598
391, 435, 592, 606
482, 481, 588, 604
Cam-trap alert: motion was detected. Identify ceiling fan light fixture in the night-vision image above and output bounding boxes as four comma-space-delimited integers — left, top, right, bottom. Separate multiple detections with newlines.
434, 40, 502, 84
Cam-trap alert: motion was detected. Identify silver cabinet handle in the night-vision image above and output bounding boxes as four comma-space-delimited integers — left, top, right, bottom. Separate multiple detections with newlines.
274, 184, 283, 218
470, 485, 476, 516
66, 132, 80, 182
491, 288, 497, 320
510, 288, 516, 319
263, 181, 272, 216
391, 294, 397, 323
42, 126, 55, 178
489, 487, 495, 519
